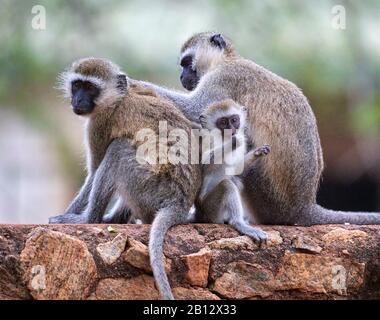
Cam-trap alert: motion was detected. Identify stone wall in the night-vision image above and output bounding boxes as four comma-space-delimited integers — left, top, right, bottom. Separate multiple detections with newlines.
0, 224, 379, 300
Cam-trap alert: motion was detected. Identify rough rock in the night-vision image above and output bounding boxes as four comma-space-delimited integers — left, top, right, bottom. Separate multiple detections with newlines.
265, 230, 284, 247
181, 248, 211, 287
322, 228, 368, 243
173, 287, 220, 300
20, 227, 97, 300
96, 233, 127, 265
213, 261, 276, 299
292, 235, 323, 254
0, 264, 31, 300
123, 238, 171, 273
0, 224, 379, 300
95, 275, 159, 300
206, 232, 282, 251
207, 236, 257, 251
276, 251, 365, 295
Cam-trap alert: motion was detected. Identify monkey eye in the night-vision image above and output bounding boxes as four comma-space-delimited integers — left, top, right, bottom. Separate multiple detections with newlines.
220, 118, 228, 126
72, 80, 81, 90
84, 82, 96, 92
180, 55, 192, 68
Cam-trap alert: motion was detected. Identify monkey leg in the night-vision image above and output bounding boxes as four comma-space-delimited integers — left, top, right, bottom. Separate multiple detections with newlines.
49, 174, 95, 223
102, 197, 134, 223
199, 179, 267, 244
85, 148, 118, 224
49, 203, 135, 224
49, 171, 113, 224
195, 182, 228, 224
222, 179, 267, 244
63, 174, 94, 215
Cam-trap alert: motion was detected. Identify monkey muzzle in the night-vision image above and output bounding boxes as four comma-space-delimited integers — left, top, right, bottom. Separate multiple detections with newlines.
71, 98, 95, 115
180, 70, 199, 91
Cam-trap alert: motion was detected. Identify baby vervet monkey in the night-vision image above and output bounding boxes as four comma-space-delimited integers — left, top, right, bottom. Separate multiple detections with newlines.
194, 99, 270, 243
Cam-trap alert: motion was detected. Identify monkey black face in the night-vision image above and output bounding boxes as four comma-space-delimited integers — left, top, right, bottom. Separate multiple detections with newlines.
71, 80, 100, 115
180, 55, 199, 91
216, 114, 240, 136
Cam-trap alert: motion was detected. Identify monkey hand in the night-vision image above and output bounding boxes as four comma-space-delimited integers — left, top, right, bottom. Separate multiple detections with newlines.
253, 144, 271, 157
244, 227, 268, 247
244, 144, 271, 167
231, 220, 268, 246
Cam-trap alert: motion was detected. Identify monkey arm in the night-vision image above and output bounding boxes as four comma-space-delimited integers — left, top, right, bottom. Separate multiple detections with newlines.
84, 141, 120, 224
63, 174, 94, 215
131, 78, 227, 122
244, 150, 259, 167
132, 79, 191, 110
138, 80, 200, 120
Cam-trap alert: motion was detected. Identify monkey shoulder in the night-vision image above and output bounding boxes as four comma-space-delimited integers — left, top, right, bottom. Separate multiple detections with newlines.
134, 92, 194, 132
129, 83, 158, 97
201, 59, 257, 91
235, 58, 303, 93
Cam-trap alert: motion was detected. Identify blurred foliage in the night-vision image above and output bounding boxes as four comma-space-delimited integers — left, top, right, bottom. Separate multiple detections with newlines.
0, 0, 379, 137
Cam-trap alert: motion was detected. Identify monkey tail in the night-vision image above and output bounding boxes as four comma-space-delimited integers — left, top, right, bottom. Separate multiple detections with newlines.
310, 204, 380, 225
149, 205, 186, 300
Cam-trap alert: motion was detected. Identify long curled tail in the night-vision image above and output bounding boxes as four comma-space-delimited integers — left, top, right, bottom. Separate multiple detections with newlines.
149, 206, 187, 300
310, 204, 380, 225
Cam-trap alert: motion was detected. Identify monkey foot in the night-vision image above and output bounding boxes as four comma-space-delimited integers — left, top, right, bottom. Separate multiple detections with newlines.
245, 228, 268, 246
49, 213, 87, 224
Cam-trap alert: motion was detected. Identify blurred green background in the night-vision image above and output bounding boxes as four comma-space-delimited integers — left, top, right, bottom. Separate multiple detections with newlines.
0, 0, 379, 223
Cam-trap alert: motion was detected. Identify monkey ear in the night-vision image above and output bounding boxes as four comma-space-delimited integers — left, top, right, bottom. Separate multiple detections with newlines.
210, 34, 226, 50
116, 74, 128, 93
199, 114, 207, 127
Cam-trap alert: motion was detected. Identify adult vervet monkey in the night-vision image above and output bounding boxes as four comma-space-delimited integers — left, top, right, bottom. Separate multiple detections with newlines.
134, 32, 380, 225
49, 57, 202, 300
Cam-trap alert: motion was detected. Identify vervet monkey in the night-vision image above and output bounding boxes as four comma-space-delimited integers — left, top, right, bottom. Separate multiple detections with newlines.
134, 32, 380, 225
49, 57, 202, 300
194, 99, 269, 243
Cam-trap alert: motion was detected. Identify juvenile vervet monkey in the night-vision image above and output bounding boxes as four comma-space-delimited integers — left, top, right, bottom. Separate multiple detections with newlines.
194, 99, 269, 243
135, 32, 380, 225
49, 57, 202, 300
